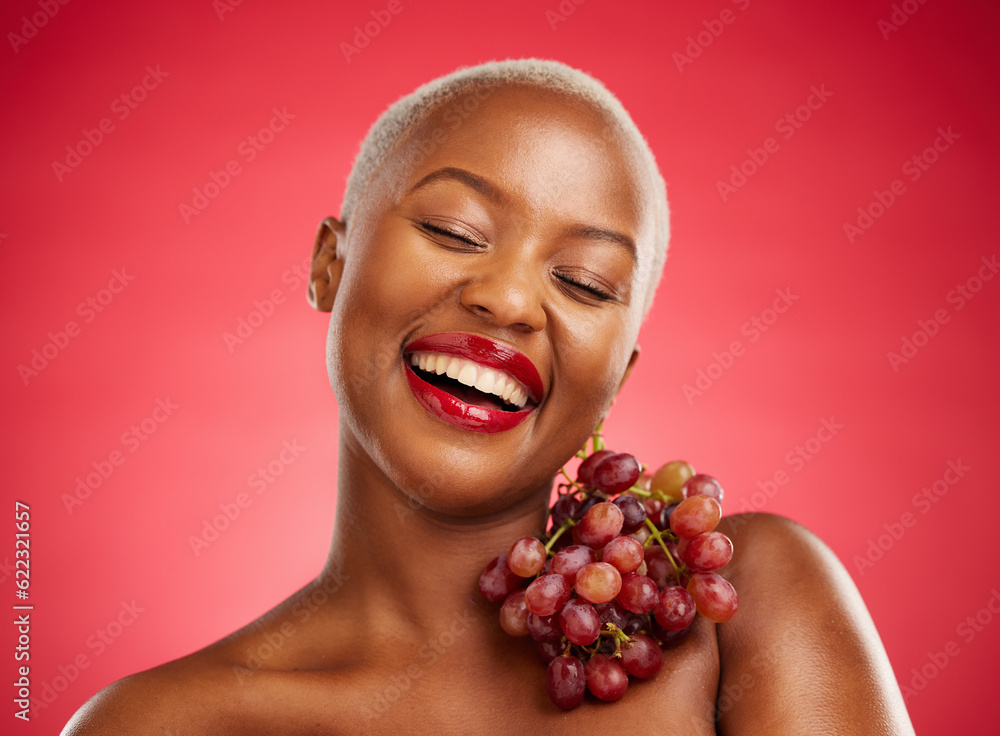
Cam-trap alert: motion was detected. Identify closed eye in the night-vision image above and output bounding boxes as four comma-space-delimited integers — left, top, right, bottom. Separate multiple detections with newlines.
556, 273, 615, 301
418, 220, 485, 247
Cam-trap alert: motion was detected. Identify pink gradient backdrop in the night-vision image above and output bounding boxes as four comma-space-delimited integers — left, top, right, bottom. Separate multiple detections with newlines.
2, 0, 998, 732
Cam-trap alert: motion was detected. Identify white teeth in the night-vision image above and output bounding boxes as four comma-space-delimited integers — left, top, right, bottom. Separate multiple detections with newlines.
409, 350, 531, 408
475, 370, 495, 394
457, 363, 477, 387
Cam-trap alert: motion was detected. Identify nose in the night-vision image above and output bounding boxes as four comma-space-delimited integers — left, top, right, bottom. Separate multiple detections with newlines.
459, 253, 547, 333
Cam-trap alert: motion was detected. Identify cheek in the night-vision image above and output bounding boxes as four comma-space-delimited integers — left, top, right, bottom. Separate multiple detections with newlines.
327, 228, 459, 399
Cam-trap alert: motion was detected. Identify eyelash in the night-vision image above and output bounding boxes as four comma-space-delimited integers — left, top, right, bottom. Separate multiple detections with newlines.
556, 274, 614, 301
419, 221, 483, 247
418, 220, 614, 302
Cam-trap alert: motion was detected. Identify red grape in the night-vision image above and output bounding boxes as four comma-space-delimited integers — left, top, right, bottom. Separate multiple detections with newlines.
478, 553, 523, 602
576, 449, 615, 487
649, 460, 695, 498
546, 655, 586, 710
670, 495, 721, 539
508, 537, 546, 577
585, 654, 629, 701
678, 531, 733, 572
575, 562, 623, 604
499, 589, 530, 637
524, 574, 572, 617
577, 502, 624, 548
601, 536, 644, 574
613, 494, 647, 534
535, 639, 565, 664
593, 600, 631, 629
527, 613, 563, 643
656, 502, 679, 530
643, 497, 665, 518
593, 452, 641, 494
559, 598, 601, 646
617, 572, 659, 614
643, 545, 677, 589
654, 585, 696, 631
687, 572, 738, 622
550, 494, 581, 530
682, 474, 724, 505
620, 634, 664, 678
550, 545, 598, 583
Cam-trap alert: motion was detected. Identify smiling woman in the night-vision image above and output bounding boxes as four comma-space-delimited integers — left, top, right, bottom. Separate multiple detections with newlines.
62, 59, 915, 735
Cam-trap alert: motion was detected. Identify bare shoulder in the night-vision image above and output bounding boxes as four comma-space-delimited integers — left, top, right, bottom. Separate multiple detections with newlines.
712, 513, 915, 735
61, 574, 355, 735
60, 658, 237, 736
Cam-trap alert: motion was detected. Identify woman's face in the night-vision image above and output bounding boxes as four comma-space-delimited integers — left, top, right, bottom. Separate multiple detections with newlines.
323, 84, 657, 517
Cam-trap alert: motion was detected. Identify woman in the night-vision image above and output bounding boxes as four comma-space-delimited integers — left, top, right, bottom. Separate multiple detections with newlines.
64, 59, 914, 734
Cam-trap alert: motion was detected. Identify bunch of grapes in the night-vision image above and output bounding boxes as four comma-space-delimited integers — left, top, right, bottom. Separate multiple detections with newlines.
478, 433, 738, 710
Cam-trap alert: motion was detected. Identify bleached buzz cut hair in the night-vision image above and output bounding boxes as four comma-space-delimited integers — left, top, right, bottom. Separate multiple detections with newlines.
339, 58, 670, 317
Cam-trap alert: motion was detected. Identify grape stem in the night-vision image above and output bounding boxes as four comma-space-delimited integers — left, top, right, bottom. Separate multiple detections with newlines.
558, 466, 585, 490
591, 422, 605, 452
544, 518, 575, 554
601, 622, 633, 659
643, 518, 685, 582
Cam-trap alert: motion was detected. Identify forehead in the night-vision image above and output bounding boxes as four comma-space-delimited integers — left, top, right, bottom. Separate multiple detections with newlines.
376, 84, 655, 264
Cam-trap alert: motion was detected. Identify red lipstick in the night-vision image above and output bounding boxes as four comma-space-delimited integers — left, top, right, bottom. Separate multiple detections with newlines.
402, 333, 544, 434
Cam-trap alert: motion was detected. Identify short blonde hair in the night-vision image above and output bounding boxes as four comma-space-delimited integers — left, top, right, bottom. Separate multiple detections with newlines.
339, 58, 670, 316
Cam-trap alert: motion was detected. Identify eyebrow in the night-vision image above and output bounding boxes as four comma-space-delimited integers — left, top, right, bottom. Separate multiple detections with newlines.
406, 167, 510, 207
406, 166, 637, 260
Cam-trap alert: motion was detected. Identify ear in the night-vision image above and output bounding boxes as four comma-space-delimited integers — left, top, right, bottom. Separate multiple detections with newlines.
615, 344, 641, 397
307, 217, 346, 312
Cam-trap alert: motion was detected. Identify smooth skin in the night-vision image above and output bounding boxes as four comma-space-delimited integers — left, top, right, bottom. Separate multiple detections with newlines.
63, 85, 915, 735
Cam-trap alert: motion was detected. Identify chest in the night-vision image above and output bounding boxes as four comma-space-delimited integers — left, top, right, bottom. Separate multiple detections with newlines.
224, 634, 721, 735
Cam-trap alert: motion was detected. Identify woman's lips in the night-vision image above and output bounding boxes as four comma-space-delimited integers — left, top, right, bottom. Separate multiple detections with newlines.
402, 333, 543, 434
405, 333, 544, 402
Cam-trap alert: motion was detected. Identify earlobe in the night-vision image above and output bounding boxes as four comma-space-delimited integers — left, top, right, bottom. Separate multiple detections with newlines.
307, 217, 346, 313
616, 345, 641, 396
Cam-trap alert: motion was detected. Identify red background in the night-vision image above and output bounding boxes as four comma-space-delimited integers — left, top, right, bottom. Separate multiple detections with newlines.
2, 0, 998, 732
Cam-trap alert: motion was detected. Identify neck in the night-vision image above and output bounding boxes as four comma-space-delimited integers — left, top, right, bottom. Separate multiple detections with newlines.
320, 429, 554, 638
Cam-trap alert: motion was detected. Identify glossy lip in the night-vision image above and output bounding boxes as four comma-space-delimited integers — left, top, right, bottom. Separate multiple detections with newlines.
402, 333, 544, 434
405, 333, 544, 402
